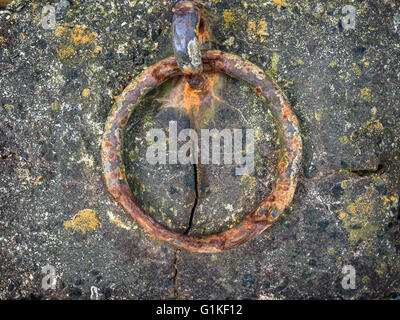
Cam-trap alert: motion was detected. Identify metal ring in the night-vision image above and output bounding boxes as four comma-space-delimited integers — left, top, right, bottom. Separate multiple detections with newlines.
102, 50, 302, 253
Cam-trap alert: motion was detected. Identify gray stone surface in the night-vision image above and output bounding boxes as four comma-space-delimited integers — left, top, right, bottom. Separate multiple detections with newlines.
0, 0, 399, 299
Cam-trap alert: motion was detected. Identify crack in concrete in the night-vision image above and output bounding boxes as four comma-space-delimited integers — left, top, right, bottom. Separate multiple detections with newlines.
184, 163, 200, 235
171, 248, 180, 299
340, 163, 384, 177
171, 161, 201, 298
397, 192, 400, 226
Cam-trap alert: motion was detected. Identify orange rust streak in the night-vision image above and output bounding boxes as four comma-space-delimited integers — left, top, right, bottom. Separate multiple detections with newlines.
159, 73, 222, 123
183, 82, 202, 113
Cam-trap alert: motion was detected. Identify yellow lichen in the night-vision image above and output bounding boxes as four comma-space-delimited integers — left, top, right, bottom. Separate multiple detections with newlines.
348, 222, 378, 245
51, 101, 60, 111
247, 19, 268, 42
34, 176, 42, 186
292, 57, 304, 65
362, 120, 384, 131
91, 45, 102, 57
344, 119, 385, 149
82, 88, 91, 97
271, 53, 280, 74
335, 182, 386, 247
64, 209, 102, 234
55, 26, 69, 37
257, 20, 268, 36
360, 88, 371, 101
339, 136, 348, 145
223, 10, 235, 29
382, 195, 398, 206
56, 45, 75, 59
55, 24, 99, 60
338, 211, 347, 220
71, 26, 97, 45
271, 0, 289, 8
329, 60, 338, 67
362, 276, 370, 284
4, 104, 14, 111
376, 262, 386, 275
314, 107, 329, 121
347, 196, 373, 217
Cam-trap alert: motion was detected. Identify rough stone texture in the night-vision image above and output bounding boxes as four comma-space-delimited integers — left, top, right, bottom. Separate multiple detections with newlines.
0, 0, 399, 300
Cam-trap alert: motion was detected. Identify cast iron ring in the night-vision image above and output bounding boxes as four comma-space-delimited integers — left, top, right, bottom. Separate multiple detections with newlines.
102, 50, 302, 253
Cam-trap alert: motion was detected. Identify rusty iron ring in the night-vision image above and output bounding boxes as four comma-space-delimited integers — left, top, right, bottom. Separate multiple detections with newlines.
102, 50, 302, 253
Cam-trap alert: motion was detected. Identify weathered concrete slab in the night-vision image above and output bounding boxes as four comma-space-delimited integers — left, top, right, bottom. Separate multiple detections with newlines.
177, 173, 400, 299
0, 0, 399, 299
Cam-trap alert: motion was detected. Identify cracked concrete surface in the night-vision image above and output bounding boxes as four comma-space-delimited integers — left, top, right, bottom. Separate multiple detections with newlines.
1, 0, 400, 299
